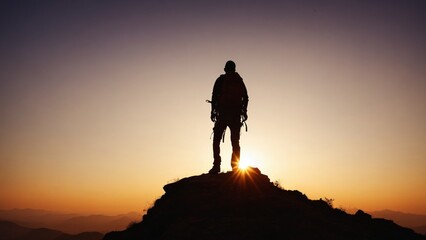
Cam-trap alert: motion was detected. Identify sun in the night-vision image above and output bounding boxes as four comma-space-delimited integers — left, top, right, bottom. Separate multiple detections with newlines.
238, 159, 250, 170
238, 156, 256, 171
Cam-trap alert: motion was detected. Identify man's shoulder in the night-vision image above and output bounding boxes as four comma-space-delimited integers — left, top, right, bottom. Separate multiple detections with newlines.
215, 74, 225, 83
222, 72, 243, 79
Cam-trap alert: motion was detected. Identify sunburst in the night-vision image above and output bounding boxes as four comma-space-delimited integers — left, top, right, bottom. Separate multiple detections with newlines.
238, 155, 256, 171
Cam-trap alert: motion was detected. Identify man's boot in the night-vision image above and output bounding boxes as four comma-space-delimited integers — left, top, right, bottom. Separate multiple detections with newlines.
208, 164, 220, 174
231, 148, 240, 171
208, 157, 221, 174
231, 159, 239, 172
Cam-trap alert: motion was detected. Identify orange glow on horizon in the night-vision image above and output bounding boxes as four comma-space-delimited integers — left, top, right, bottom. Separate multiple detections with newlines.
1, 1, 426, 216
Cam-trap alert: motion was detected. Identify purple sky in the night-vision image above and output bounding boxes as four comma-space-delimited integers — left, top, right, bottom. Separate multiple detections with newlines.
1, 1, 426, 214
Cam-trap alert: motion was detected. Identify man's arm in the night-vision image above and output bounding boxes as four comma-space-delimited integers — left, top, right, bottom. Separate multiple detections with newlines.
210, 76, 223, 121
242, 81, 248, 112
241, 80, 249, 121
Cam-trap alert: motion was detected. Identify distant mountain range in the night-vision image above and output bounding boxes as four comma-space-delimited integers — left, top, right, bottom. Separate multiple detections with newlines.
0, 220, 103, 240
0, 209, 141, 234
369, 210, 426, 235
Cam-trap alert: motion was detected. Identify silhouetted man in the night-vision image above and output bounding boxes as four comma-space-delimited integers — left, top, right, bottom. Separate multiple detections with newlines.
209, 60, 249, 174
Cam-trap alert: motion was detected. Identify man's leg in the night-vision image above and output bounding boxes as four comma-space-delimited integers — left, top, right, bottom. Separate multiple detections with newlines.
230, 121, 242, 170
210, 120, 226, 174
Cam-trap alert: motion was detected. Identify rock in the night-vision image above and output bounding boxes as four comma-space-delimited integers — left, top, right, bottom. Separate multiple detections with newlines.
104, 168, 425, 240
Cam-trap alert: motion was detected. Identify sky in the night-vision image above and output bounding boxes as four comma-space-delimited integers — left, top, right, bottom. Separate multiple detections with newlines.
1, 0, 425, 215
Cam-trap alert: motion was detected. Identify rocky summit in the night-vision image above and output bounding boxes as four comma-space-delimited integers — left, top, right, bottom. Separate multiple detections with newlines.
104, 168, 425, 240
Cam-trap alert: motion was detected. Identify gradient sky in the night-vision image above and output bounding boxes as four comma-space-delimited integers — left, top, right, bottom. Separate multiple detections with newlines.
1, 1, 425, 215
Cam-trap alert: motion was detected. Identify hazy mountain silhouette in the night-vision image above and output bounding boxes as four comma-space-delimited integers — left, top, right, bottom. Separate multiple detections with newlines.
0, 210, 140, 234
0, 209, 78, 229
14, 228, 63, 240
0, 220, 30, 240
54, 232, 104, 240
369, 210, 426, 235
54, 213, 140, 234
104, 168, 425, 240
415, 226, 426, 236
0, 221, 103, 240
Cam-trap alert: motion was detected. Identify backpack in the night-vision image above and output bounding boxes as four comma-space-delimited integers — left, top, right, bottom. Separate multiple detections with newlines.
217, 73, 246, 109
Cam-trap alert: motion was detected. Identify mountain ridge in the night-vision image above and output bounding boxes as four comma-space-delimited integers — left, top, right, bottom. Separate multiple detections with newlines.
369, 210, 426, 235
0, 220, 103, 240
0, 210, 141, 234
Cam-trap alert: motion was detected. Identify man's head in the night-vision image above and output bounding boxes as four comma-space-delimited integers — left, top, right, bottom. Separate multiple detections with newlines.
224, 60, 236, 73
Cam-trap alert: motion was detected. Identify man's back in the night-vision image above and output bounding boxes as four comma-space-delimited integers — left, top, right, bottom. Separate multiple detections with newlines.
212, 72, 248, 115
